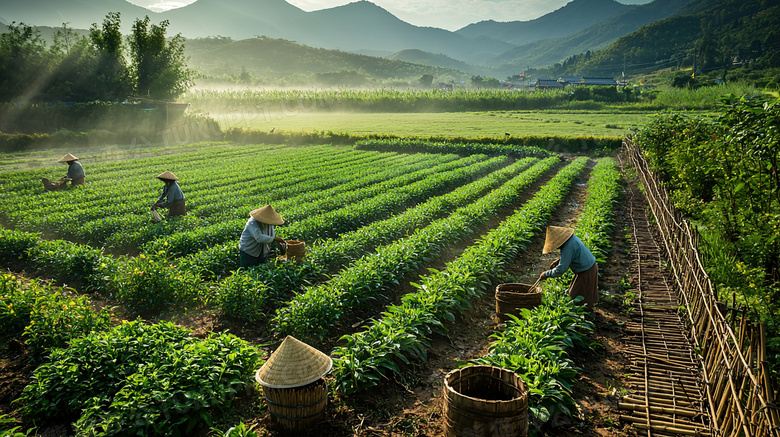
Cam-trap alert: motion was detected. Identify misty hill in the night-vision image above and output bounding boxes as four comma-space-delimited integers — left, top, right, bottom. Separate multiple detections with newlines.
0, 0, 151, 29
0, 0, 514, 66
456, 0, 634, 46
548, 0, 780, 77
387, 49, 481, 75
184, 36, 470, 85
489, 0, 694, 71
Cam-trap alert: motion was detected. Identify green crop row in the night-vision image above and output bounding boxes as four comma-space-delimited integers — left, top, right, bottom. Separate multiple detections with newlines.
329, 157, 588, 395
273, 156, 563, 341
354, 138, 551, 159
144, 154, 492, 258
213, 158, 542, 323
3, 145, 427, 251
472, 157, 622, 424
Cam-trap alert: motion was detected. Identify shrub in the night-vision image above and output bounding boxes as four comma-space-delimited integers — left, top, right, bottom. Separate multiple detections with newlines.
114, 251, 204, 314
19, 321, 261, 435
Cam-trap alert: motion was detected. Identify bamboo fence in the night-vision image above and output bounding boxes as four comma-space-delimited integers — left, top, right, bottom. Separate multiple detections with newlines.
625, 139, 780, 437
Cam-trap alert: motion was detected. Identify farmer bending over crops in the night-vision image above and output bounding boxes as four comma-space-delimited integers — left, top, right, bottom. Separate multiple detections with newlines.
239, 205, 286, 268
60, 153, 85, 186
538, 226, 598, 310
151, 171, 186, 218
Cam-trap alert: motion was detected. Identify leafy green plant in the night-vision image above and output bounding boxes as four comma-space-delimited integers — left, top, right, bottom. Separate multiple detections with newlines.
114, 251, 204, 314
19, 321, 261, 436
0, 273, 111, 358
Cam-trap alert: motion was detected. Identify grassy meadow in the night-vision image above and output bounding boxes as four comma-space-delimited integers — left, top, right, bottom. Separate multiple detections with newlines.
208, 110, 657, 137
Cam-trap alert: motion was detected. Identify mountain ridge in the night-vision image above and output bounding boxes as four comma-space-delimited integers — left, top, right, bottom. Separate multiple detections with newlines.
456, 0, 635, 46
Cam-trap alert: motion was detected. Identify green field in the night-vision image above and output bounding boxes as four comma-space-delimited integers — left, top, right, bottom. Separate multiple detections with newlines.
211, 110, 655, 137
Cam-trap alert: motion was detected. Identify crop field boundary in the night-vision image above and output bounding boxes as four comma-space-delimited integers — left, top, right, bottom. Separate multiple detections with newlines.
624, 140, 780, 437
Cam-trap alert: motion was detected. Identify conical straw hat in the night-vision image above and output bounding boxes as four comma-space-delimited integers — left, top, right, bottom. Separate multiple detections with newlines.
250, 205, 284, 225
542, 226, 575, 254
156, 171, 179, 181
58, 153, 79, 162
255, 336, 333, 388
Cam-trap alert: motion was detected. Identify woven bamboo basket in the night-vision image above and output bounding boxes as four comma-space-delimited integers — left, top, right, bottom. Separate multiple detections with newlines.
495, 283, 542, 322
285, 240, 306, 262
263, 379, 327, 434
443, 365, 529, 437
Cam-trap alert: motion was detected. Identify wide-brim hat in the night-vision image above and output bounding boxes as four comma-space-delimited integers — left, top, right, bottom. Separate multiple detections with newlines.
255, 336, 333, 388
58, 153, 79, 162
250, 205, 284, 225
542, 226, 575, 254
156, 171, 179, 181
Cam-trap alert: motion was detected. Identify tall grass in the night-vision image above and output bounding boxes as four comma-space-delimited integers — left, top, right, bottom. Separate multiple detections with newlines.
183, 83, 769, 114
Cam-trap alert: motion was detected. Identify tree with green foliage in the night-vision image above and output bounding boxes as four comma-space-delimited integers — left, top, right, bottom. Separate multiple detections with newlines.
128, 16, 194, 100
89, 13, 132, 101
418, 73, 433, 87
633, 94, 780, 331
0, 22, 49, 102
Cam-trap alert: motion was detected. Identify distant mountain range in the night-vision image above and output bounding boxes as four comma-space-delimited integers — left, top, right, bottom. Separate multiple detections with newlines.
0, 0, 697, 76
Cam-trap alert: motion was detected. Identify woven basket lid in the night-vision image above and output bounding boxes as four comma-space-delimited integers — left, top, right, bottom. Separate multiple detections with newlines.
250, 205, 284, 225
58, 153, 79, 162
156, 170, 179, 181
542, 226, 575, 254
255, 336, 332, 388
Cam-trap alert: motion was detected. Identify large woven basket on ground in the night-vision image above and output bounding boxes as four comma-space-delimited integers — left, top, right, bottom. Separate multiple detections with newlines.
443, 365, 529, 437
495, 283, 542, 322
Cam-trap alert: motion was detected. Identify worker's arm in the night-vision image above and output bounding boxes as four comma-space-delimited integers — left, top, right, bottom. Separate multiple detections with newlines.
248, 223, 275, 245
544, 241, 573, 278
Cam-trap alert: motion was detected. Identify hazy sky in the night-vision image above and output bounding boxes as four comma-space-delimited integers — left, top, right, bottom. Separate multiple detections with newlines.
135, 0, 653, 31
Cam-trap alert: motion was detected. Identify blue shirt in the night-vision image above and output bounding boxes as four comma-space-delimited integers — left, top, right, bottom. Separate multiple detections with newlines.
239, 218, 275, 258
66, 161, 84, 179
156, 181, 185, 207
544, 234, 596, 278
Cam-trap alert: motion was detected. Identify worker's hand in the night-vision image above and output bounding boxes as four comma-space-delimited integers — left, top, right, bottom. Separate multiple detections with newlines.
273, 236, 285, 243
539, 271, 547, 281
549, 259, 560, 269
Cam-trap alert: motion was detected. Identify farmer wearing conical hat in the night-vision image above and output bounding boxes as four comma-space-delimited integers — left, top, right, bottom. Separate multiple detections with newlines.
538, 226, 598, 309
239, 205, 287, 268
59, 153, 85, 186
151, 171, 186, 218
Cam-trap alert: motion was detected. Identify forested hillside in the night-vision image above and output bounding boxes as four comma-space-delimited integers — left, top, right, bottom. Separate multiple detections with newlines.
184, 36, 469, 86
547, 0, 780, 79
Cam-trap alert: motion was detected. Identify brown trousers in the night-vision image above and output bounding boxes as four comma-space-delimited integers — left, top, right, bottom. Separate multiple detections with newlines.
71, 177, 85, 186
168, 199, 186, 217
569, 262, 598, 309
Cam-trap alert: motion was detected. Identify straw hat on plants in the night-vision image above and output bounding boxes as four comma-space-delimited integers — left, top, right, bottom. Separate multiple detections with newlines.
250, 205, 284, 225
58, 153, 79, 162
255, 336, 333, 388
542, 226, 575, 254
156, 171, 179, 181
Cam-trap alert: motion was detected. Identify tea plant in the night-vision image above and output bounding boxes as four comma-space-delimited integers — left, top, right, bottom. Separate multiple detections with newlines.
19, 321, 261, 436
113, 251, 205, 314
0, 273, 111, 358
